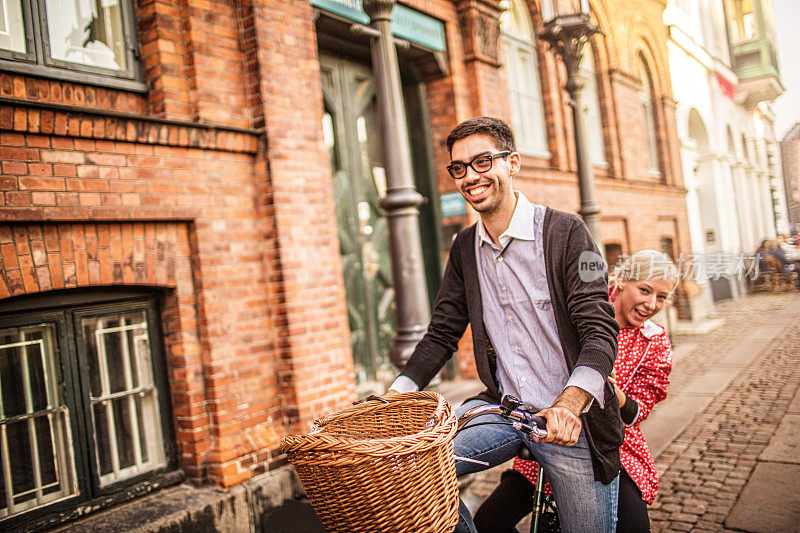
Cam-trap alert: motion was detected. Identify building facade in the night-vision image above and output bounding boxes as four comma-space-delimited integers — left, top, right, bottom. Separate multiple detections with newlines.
664, 0, 787, 304
0, 0, 691, 528
781, 123, 800, 233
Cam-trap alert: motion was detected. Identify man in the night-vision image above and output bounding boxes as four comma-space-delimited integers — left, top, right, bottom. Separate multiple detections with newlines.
386, 117, 623, 532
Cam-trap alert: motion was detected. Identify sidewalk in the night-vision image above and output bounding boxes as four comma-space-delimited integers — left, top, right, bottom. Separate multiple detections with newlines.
649, 291, 800, 532
458, 291, 800, 532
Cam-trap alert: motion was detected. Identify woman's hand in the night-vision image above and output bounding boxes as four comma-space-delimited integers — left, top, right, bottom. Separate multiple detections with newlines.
608, 371, 626, 407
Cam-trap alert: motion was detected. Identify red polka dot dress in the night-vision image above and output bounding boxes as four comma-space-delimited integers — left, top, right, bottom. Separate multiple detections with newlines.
513, 319, 672, 504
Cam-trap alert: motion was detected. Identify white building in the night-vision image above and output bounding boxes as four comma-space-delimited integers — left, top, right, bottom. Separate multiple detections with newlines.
664, 0, 788, 306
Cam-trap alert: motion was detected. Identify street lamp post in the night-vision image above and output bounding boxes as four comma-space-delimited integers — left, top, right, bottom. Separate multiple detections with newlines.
538, 0, 604, 245
362, 0, 431, 369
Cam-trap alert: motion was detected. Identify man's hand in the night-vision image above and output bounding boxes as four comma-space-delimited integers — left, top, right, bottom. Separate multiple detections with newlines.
383, 389, 400, 398
534, 386, 590, 446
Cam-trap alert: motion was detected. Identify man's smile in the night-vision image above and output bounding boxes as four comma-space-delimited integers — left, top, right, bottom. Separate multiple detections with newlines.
464, 183, 491, 201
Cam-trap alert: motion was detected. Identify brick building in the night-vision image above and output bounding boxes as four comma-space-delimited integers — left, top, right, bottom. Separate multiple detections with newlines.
781, 123, 800, 232
0, 0, 691, 529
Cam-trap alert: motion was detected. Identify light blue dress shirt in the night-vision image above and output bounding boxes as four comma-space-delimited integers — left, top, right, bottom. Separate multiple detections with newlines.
392, 192, 605, 411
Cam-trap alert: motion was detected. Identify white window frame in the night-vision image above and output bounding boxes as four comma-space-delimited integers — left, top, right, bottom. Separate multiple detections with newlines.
501, 0, 550, 158
0, 294, 175, 530
639, 57, 661, 177
85, 312, 166, 487
0, 325, 79, 519
579, 45, 607, 167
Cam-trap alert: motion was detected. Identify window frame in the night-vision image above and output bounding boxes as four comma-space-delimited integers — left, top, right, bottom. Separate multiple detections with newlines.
579, 44, 608, 168
500, 0, 551, 158
638, 54, 662, 178
0, 290, 177, 530
0, 0, 37, 63
0, 310, 88, 526
0, 0, 146, 93
72, 300, 174, 498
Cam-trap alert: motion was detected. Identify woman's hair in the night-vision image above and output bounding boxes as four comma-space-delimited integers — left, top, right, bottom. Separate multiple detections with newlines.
612, 249, 679, 293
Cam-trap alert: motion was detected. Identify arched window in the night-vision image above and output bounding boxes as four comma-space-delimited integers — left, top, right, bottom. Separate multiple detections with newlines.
638, 54, 660, 176
580, 45, 606, 166
500, 0, 549, 155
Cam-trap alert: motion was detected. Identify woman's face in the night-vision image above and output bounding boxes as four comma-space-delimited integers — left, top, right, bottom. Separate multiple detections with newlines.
614, 278, 673, 328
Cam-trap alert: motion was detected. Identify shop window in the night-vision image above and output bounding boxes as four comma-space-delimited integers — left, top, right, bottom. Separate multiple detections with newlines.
0, 0, 143, 91
0, 292, 174, 529
500, 0, 549, 156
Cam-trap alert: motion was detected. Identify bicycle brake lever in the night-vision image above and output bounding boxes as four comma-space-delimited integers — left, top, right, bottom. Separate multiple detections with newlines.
514, 421, 548, 439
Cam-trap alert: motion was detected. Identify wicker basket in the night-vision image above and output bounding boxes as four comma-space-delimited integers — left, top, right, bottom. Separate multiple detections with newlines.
280, 391, 459, 532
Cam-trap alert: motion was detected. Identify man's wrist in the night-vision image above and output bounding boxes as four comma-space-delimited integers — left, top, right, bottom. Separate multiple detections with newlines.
552, 386, 591, 416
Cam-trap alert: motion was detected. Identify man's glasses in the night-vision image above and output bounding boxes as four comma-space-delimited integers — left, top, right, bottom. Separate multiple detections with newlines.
447, 151, 511, 179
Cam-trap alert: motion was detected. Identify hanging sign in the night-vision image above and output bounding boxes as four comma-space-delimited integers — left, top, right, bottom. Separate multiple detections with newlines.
311, 0, 446, 52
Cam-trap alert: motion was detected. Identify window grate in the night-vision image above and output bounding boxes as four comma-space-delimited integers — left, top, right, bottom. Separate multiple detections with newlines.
0, 326, 78, 519
84, 313, 165, 487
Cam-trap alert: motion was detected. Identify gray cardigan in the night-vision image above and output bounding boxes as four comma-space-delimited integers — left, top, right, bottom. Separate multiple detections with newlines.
401, 207, 624, 484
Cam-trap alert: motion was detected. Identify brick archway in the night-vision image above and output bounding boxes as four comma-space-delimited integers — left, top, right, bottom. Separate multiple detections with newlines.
0, 221, 185, 296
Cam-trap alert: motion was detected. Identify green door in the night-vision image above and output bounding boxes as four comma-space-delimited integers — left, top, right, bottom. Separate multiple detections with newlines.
320, 55, 396, 390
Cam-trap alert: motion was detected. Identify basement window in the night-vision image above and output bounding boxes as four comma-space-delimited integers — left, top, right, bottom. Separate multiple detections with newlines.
0, 292, 176, 530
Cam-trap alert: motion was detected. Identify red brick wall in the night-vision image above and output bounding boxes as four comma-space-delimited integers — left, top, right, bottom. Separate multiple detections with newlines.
242, 0, 356, 432
0, 0, 692, 496
1, 0, 359, 490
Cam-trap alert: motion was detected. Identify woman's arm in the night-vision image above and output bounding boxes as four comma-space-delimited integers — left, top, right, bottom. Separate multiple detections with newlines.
620, 332, 672, 425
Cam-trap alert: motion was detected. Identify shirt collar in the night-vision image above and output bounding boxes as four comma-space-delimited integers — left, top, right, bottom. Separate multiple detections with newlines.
477, 191, 536, 248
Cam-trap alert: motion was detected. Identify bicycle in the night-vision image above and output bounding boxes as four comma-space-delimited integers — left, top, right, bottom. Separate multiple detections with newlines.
456, 395, 560, 533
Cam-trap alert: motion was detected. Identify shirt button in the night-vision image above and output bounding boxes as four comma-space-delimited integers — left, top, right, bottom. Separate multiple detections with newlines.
507, 316, 513, 321
513, 346, 520, 352
497, 256, 503, 262
521, 377, 527, 382
501, 286, 507, 292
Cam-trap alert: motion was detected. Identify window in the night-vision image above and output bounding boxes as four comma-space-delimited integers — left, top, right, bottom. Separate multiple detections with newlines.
0, 0, 144, 91
0, 292, 174, 529
580, 45, 606, 166
500, 0, 549, 156
728, 0, 759, 42
605, 242, 623, 273
0, 324, 78, 519
81, 311, 166, 487
660, 237, 675, 260
638, 55, 661, 177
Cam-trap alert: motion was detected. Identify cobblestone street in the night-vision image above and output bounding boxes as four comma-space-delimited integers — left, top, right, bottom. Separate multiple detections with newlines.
650, 292, 800, 532
465, 291, 800, 532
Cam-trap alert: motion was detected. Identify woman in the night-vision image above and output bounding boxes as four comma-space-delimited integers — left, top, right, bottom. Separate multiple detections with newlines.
474, 250, 678, 532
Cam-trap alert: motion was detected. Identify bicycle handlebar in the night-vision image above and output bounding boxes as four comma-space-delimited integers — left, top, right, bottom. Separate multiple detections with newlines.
456, 395, 547, 439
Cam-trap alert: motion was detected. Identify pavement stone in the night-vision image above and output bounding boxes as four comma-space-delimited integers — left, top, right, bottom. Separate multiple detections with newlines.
725, 462, 800, 532
757, 414, 800, 464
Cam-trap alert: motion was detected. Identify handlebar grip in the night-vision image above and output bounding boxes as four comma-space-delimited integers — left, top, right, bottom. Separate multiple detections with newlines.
529, 415, 547, 430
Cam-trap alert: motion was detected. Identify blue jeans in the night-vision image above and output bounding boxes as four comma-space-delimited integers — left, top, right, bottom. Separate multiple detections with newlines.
454, 400, 618, 533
